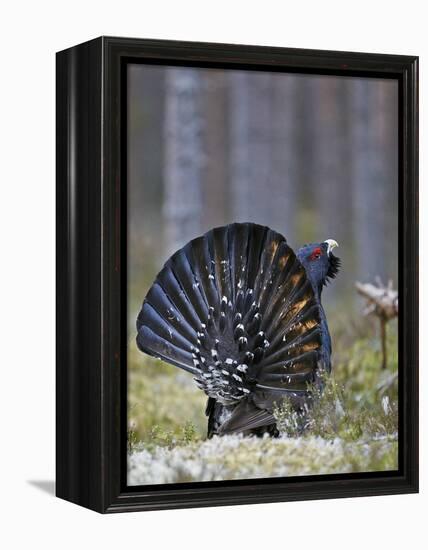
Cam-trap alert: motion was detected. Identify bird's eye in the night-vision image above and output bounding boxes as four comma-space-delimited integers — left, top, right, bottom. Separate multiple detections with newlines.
309, 247, 322, 261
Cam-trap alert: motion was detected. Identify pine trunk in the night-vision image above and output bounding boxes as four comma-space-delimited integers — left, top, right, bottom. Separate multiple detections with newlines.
163, 68, 205, 257
228, 71, 298, 240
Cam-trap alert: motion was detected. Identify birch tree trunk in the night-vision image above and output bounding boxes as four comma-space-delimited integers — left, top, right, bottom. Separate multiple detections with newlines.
163, 68, 204, 257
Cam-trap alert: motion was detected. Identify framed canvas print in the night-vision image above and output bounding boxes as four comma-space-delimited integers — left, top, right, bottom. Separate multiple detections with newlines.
56, 37, 418, 513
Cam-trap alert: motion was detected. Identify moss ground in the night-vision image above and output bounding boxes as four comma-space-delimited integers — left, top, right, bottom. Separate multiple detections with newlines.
127, 313, 398, 485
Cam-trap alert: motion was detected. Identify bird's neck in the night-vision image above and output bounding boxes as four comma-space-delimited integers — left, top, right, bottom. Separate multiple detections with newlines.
308, 277, 324, 302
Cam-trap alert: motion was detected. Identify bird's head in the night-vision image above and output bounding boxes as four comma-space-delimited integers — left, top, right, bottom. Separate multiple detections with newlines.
296, 239, 341, 296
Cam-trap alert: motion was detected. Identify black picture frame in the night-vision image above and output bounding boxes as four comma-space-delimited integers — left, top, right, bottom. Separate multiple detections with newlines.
56, 36, 419, 513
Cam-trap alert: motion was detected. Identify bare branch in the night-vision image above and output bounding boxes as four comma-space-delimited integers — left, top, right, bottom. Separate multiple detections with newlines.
355, 281, 398, 321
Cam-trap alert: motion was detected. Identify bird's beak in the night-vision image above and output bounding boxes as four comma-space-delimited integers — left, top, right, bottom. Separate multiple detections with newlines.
324, 239, 339, 255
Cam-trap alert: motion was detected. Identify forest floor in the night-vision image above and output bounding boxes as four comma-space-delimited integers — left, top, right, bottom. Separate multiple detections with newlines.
128, 433, 397, 485
127, 313, 399, 486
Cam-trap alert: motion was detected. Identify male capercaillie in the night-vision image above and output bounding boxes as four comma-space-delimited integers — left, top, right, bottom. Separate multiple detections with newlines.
136, 223, 340, 437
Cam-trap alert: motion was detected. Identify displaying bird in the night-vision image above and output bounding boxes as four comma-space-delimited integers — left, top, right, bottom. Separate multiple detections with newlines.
136, 223, 340, 437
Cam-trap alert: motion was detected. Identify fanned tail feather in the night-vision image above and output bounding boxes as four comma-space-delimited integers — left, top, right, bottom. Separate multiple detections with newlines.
137, 223, 326, 435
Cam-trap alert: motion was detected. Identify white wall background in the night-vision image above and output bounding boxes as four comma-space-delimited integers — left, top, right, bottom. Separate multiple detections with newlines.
0, 1, 425, 548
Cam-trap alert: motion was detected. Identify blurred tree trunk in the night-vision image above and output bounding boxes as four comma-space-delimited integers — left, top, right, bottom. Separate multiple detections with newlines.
228, 71, 260, 223
381, 82, 399, 282
269, 74, 299, 240
128, 65, 165, 275
311, 77, 351, 235
201, 72, 229, 229
163, 68, 204, 257
349, 79, 398, 282
228, 71, 298, 240
310, 76, 352, 295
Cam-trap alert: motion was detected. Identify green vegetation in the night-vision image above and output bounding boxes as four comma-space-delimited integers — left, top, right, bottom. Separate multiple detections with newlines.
127, 313, 398, 483
127, 339, 207, 443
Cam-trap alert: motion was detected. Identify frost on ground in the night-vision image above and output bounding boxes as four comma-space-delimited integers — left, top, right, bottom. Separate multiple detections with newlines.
127, 433, 398, 485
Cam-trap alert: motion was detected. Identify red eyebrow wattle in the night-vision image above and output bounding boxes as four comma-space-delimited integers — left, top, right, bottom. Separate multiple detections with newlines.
310, 247, 322, 260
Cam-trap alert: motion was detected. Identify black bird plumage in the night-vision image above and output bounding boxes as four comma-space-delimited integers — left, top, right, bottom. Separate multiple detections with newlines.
136, 223, 340, 437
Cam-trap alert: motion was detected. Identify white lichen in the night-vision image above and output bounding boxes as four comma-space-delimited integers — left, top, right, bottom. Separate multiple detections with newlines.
127, 433, 398, 486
